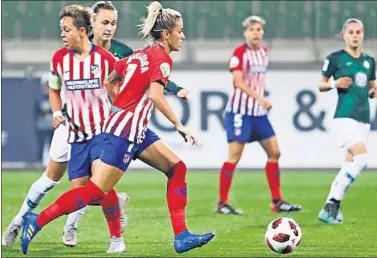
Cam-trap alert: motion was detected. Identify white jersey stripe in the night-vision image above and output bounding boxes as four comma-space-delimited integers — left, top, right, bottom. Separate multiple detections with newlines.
129, 92, 149, 142
82, 56, 92, 135
105, 111, 124, 134
113, 111, 133, 136
137, 100, 153, 139
93, 52, 103, 135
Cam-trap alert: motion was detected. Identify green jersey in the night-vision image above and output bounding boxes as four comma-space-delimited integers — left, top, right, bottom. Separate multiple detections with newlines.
109, 39, 133, 60
322, 49, 376, 124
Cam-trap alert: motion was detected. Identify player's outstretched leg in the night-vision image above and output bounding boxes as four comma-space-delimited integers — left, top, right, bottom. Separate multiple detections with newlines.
20, 181, 107, 254
2, 162, 63, 247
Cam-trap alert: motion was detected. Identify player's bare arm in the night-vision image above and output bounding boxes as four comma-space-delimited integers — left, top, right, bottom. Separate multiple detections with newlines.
150, 81, 182, 127
319, 76, 352, 92
233, 70, 272, 110
104, 70, 122, 102
149, 81, 197, 144
49, 88, 64, 129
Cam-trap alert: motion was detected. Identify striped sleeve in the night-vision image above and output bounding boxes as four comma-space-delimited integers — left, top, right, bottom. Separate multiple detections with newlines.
49, 51, 62, 90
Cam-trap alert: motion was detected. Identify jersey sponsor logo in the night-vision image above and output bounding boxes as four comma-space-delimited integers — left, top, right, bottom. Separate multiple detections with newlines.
160, 62, 171, 78
90, 64, 99, 75
65, 78, 101, 91
250, 65, 267, 73
322, 59, 329, 71
363, 60, 370, 69
354, 72, 368, 87
229, 56, 240, 69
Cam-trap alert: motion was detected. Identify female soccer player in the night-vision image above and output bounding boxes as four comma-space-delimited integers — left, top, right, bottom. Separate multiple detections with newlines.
21, 1, 214, 255
14, 5, 126, 254
318, 18, 376, 224
216, 15, 302, 215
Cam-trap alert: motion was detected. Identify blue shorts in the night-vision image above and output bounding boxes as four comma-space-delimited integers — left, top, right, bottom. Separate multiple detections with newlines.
100, 129, 160, 172
68, 133, 105, 181
224, 112, 275, 143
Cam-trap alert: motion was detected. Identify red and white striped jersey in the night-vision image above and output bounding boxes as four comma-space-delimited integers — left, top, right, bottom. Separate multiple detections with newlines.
49, 44, 116, 143
226, 43, 269, 116
103, 44, 173, 144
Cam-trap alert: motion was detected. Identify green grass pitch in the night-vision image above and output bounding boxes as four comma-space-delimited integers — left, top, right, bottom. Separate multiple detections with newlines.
2, 170, 377, 257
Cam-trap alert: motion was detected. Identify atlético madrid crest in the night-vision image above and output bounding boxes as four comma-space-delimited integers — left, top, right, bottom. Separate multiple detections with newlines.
90, 64, 99, 75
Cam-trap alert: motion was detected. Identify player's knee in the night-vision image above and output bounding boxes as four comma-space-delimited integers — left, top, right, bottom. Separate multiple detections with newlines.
228, 151, 243, 164
166, 160, 187, 179
353, 153, 368, 171
268, 149, 281, 161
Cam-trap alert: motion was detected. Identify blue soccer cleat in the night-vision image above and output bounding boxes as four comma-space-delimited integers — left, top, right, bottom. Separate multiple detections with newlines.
318, 202, 343, 225
174, 230, 215, 254
20, 212, 41, 254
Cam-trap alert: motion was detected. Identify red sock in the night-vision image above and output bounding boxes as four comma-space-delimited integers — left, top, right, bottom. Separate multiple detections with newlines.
100, 189, 121, 238
265, 161, 282, 200
166, 161, 188, 236
219, 162, 236, 204
37, 181, 104, 227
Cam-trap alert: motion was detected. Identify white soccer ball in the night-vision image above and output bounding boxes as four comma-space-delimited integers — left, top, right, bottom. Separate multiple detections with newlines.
264, 217, 302, 254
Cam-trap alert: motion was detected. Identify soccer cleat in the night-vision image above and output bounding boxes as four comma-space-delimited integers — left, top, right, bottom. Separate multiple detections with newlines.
270, 200, 302, 213
62, 227, 77, 247
174, 230, 215, 254
106, 236, 126, 253
216, 202, 243, 215
318, 202, 343, 224
2, 219, 22, 247
20, 212, 41, 254
117, 192, 130, 233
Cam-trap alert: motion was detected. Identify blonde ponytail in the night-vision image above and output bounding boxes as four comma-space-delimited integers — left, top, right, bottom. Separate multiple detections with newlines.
138, 1, 163, 39
137, 1, 182, 42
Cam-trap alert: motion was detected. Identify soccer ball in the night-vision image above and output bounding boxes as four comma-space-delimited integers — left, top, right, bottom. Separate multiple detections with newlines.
264, 217, 302, 254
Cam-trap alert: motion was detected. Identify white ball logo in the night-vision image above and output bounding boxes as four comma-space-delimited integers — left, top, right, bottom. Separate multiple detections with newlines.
355, 72, 367, 87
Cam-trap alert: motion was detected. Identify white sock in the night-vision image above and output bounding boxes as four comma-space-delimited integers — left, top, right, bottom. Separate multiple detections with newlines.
14, 172, 59, 225
326, 154, 368, 202
64, 206, 88, 230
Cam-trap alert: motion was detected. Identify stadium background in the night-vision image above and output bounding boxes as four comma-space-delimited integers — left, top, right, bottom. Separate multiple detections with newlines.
2, 1, 377, 169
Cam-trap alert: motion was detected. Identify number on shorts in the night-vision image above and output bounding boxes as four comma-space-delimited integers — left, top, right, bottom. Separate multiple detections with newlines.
119, 63, 138, 93
234, 114, 243, 128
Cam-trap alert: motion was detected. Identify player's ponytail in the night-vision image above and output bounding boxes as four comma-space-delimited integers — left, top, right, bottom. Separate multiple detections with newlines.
139, 1, 163, 39
138, 1, 182, 41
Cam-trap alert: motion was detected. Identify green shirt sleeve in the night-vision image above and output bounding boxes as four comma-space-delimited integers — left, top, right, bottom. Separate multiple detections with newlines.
165, 80, 183, 94
321, 54, 337, 78
370, 58, 376, 81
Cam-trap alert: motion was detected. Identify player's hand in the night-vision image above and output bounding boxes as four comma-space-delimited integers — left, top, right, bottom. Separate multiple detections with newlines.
369, 87, 377, 99
259, 99, 272, 110
176, 124, 198, 145
335, 77, 352, 89
52, 116, 65, 129
177, 88, 190, 100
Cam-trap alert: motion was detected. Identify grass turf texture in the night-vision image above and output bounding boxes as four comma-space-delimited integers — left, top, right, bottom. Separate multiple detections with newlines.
2, 170, 377, 257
